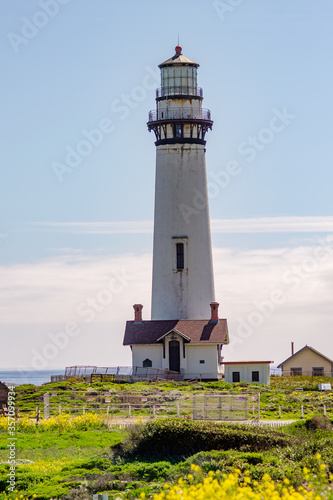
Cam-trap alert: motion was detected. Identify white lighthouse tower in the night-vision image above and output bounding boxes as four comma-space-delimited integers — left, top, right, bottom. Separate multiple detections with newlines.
148, 45, 215, 320
123, 46, 229, 379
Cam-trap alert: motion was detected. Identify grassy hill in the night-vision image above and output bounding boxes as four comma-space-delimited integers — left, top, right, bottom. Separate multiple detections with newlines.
0, 376, 332, 498
0, 414, 333, 498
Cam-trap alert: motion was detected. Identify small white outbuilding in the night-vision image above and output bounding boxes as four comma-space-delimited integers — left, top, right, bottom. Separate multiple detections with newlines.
223, 361, 273, 385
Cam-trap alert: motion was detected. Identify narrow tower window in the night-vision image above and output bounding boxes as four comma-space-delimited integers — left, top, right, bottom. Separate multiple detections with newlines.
176, 243, 184, 270
174, 124, 183, 138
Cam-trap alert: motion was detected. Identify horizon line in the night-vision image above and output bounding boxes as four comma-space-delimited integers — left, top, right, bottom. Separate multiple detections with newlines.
30, 216, 333, 235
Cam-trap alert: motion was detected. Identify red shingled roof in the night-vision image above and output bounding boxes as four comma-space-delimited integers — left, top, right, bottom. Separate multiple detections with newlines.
123, 319, 229, 345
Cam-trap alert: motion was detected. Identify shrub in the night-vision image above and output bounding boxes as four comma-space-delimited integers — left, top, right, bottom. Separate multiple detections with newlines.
115, 461, 173, 481
305, 416, 333, 431
123, 418, 293, 459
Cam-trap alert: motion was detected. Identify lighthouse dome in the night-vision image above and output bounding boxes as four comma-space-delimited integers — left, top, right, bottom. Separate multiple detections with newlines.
158, 46, 199, 68
158, 46, 199, 95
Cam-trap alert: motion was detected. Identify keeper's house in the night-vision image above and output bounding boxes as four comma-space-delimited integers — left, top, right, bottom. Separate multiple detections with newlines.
123, 303, 229, 380
278, 345, 333, 376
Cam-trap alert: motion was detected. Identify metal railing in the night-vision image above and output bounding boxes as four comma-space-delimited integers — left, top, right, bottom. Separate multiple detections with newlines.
64, 366, 132, 377
148, 107, 211, 122
50, 365, 181, 383
156, 86, 203, 98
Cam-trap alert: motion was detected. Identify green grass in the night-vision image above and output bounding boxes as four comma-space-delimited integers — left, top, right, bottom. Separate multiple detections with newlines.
0, 429, 122, 452
0, 425, 124, 499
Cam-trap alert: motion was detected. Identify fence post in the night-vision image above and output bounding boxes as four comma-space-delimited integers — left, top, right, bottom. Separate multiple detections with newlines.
301, 405, 304, 418
128, 404, 131, 417
177, 401, 180, 417
324, 405, 326, 416
252, 404, 255, 419
218, 396, 222, 420
193, 396, 195, 420
43, 392, 50, 420
58, 405, 61, 415
279, 406, 281, 418
257, 392, 260, 422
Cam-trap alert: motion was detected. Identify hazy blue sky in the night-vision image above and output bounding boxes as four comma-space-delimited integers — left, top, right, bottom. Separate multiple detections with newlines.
1, 0, 333, 373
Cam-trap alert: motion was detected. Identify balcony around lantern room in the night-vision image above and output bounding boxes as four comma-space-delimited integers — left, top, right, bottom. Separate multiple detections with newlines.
148, 107, 212, 123
156, 86, 203, 98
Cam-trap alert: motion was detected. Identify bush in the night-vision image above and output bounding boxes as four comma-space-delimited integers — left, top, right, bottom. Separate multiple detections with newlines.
305, 416, 333, 431
123, 418, 293, 459
115, 461, 173, 481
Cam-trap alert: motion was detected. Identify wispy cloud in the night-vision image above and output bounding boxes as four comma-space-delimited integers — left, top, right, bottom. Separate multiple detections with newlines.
1, 240, 333, 369
30, 221, 154, 234
31, 216, 333, 234
212, 216, 333, 233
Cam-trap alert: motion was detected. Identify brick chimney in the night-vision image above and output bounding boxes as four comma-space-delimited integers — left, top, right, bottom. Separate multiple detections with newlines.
210, 302, 219, 322
133, 304, 143, 323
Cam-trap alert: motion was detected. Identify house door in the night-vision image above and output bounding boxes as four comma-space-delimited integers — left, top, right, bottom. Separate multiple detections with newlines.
169, 340, 180, 372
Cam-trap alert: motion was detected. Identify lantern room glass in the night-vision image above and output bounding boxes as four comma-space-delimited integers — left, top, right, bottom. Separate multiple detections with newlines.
161, 65, 197, 94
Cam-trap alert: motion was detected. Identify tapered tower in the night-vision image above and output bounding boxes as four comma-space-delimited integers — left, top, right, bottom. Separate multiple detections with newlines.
123, 47, 229, 379
148, 46, 215, 320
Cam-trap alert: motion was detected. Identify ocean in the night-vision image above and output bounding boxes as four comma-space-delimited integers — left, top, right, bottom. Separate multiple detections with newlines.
0, 369, 64, 386
0, 366, 282, 387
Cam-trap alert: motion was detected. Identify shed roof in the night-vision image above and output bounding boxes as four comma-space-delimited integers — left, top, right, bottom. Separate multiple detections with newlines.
123, 319, 228, 346
277, 345, 333, 369
223, 361, 273, 365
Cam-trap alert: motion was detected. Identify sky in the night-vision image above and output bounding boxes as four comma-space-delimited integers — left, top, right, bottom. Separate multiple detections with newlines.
1, 0, 333, 373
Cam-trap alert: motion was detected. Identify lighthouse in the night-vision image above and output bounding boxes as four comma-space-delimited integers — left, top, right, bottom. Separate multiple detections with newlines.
149, 45, 215, 320
123, 46, 229, 379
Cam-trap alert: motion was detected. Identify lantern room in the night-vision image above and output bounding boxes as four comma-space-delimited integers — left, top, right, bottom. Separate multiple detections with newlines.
157, 45, 201, 98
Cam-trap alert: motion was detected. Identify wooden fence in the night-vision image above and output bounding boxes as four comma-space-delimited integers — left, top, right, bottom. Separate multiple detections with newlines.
39, 390, 333, 422
41, 392, 261, 421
